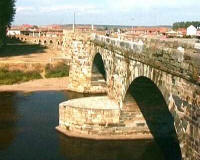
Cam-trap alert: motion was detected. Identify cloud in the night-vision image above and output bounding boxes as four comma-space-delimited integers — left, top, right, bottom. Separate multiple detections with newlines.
106, 0, 200, 11
14, 0, 200, 25
16, 6, 36, 13
39, 4, 97, 13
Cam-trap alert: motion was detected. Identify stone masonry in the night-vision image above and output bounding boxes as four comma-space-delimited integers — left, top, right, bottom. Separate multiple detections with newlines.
58, 32, 200, 160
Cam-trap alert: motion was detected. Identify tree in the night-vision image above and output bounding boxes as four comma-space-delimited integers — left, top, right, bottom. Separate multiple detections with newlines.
173, 21, 200, 30
0, 0, 16, 47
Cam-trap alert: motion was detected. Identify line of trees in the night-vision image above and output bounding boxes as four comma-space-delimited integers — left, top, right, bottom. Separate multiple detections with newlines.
173, 21, 200, 30
0, 0, 16, 47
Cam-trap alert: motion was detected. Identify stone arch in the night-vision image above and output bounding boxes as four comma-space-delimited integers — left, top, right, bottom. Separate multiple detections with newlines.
121, 63, 168, 105
91, 53, 107, 87
49, 40, 53, 44
123, 76, 182, 160
44, 40, 47, 45
91, 53, 107, 80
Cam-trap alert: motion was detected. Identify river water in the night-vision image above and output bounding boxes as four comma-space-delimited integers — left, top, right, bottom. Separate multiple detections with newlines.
0, 91, 165, 160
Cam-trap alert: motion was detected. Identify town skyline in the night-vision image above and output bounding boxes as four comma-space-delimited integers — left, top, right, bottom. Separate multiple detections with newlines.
14, 0, 200, 26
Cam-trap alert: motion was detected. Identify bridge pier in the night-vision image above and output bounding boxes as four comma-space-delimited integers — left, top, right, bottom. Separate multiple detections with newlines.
56, 96, 152, 139
65, 32, 107, 93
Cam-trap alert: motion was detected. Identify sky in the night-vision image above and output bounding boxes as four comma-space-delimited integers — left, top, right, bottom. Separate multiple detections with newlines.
14, 0, 200, 26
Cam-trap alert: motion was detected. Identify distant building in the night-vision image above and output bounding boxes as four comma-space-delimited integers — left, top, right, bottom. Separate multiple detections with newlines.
177, 28, 187, 36
187, 25, 197, 36
196, 28, 200, 37
166, 30, 177, 38
7, 29, 21, 36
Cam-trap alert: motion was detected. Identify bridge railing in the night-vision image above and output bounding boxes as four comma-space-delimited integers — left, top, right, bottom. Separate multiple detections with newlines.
91, 34, 144, 53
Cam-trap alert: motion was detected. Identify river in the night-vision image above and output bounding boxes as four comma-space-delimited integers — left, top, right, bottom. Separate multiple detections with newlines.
0, 91, 165, 160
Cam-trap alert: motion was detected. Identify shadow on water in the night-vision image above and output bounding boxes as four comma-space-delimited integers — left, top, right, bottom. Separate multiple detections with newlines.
0, 92, 18, 150
0, 37, 46, 57
125, 76, 182, 160
58, 133, 165, 160
0, 90, 175, 160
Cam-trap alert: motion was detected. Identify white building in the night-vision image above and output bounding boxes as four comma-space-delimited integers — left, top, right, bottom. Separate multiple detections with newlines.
7, 30, 21, 36
186, 25, 197, 36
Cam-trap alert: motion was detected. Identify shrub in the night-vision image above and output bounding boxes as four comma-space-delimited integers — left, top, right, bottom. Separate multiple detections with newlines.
45, 62, 69, 78
0, 69, 42, 85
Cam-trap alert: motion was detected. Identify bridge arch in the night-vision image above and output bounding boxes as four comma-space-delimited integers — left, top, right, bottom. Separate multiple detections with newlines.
91, 53, 107, 87
43, 40, 47, 45
91, 53, 106, 80
49, 40, 53, 44
123, 76, 182, 160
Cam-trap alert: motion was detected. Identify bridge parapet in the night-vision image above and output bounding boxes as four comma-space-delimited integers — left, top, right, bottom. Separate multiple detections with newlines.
91, 34, 200, 84
13, 34, 63, 49
92, 34, 144, 53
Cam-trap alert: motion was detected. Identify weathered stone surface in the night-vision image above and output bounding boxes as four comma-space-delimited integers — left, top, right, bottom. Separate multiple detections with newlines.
58, 96, 152, 138
14, 34, 63, 49
59, 32, 200, 160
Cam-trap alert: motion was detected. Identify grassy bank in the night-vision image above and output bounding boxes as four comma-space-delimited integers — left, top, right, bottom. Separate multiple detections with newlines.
45, 62, 69, 78
0, 69, 42, 85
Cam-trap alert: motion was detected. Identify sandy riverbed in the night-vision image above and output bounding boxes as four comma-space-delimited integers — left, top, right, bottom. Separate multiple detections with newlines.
0, 77, 69, 92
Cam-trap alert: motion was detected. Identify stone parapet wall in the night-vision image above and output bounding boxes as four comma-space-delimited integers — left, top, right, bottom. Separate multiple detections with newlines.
92, 35, 200, 84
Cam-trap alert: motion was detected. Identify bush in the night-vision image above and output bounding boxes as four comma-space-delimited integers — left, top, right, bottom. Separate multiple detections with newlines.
0, 69, 42, 85
45, 62, 69, 78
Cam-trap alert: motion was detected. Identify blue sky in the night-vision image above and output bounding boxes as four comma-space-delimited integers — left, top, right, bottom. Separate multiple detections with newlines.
14, 0, 200, 26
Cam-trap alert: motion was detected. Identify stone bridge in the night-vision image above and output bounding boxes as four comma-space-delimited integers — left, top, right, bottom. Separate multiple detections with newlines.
14, 35, 63, 49
56, 32, 200, 160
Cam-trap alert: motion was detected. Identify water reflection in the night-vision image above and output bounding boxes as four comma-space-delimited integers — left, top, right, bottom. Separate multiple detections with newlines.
58, 133, 165, 160
0, 91, 168, 160
0, 92, 18, 150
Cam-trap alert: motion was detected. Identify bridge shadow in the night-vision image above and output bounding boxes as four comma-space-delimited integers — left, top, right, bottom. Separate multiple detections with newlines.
0, 37, 47, 57
124, 76, 182, 160
58, 133, 165, 160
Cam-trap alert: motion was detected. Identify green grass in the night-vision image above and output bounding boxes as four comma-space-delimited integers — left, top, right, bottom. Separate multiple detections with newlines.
45, 63, 69, 78
0, 69, 42, 85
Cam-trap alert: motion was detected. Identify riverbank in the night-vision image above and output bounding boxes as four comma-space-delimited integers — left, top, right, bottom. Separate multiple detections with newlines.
0, 77, 69, 92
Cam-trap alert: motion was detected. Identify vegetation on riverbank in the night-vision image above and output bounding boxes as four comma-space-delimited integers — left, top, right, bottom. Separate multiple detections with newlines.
0, 0, 16, 47
45, 62, 69, 78
0, 37, 46, 57
0, 68, 42, 85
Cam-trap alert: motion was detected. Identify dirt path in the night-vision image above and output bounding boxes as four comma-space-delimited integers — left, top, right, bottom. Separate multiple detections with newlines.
0, 77, 69, 92
0, 48, 63, 64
